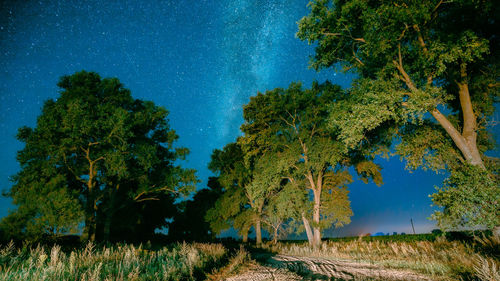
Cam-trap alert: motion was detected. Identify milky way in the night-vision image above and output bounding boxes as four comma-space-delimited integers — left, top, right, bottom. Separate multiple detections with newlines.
215, 1, 296, 143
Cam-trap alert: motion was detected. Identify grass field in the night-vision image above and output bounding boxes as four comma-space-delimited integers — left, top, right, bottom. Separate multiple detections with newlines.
262, 234, 500, 280
0, 242, 231, 281
0, 234, 498, 280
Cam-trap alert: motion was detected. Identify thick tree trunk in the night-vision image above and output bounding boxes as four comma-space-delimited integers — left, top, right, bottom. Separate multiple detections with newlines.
255, 218, 262, 245
397, 56, 485, 169
457, 80, 484, 168
83, 214, 95, 242
313, 227, 321, 249
302, 214, 314, 246
83, 152, 97, 242
84, 189, 97, 242
430, 74, 485, 169
431, 108, 484, 168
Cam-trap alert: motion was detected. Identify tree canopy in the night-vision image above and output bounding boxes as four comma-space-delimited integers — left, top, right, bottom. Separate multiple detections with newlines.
239, 81, 382, 247
2, 71, 197, 241
205, 141, 257, 243
298, 0, 499, 230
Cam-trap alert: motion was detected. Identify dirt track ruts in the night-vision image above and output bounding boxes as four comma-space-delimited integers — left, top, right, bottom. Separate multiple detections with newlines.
225, 254, 433, 280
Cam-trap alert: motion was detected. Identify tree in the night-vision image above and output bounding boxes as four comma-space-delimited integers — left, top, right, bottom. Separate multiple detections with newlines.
205, 142, 255, 242
243, 152, 287, 244
240, 82, 382, 247
298, 0, 499, 230
3, 71, 197, 241
169, 177, 223, 241
2, 160, 83, 240
430, 164, 499, 230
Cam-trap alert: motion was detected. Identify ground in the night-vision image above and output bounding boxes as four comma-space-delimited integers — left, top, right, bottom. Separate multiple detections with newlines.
226, 254, 432, 281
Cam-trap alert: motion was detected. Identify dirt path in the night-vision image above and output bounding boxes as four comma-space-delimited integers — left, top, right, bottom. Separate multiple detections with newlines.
226, 254, 432, 280
224, 263, 302, 281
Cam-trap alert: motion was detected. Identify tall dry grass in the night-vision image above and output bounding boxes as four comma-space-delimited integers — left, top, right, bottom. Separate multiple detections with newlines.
263, 235, 500, 280
0, 241, 227, 281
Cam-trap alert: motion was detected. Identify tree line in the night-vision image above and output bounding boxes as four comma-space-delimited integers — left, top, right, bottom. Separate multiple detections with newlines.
1, 0, 498, 244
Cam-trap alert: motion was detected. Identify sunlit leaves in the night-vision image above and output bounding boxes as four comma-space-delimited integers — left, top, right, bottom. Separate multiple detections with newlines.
431, 165, 500, 229
299, 0, 499, 230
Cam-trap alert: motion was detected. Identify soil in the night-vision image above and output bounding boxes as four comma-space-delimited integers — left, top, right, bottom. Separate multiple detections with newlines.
225, 254, 433, 281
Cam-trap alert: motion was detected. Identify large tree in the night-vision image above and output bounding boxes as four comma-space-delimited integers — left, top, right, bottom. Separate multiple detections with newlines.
3, 71, 197, 241
298, 0, 499, 230
241, 82, 382, 247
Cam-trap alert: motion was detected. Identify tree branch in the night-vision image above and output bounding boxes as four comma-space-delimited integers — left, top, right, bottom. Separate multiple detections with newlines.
430, 108, 473, 162
135, 197, 160, 203
393, 43, 417, 92
133, 185, 181, 202
62, 152, 87, 184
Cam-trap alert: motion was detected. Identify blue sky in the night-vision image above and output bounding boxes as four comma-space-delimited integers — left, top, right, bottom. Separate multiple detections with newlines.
0, 0, 497, 237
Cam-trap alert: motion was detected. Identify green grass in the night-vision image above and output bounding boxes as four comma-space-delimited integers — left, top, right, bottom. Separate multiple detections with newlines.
0, 241, 228, 280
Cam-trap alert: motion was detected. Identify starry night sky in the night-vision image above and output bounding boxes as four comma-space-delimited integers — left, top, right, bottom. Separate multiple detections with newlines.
0, 0, 497, 237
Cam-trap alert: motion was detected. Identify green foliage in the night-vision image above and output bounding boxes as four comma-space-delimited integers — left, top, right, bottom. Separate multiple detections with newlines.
3, 164, 83, 240
298, 0, 499, 156
240, 81, 382, 242
431, 165, 500, 229
319, 171, 353, 229
205, 142, 253, 237
2, 71, 197, 241
298, 0, 499, 230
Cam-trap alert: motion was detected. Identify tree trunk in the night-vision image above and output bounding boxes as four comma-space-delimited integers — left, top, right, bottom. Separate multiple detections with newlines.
430, 77, 485, 169
102, 188, 117, 242
83, 214, 95, 242
457, 80, 484, 168
313, 189, 321, 249
84, 155, 97, 242
242, 231, 248, 243
255, 218, 262, 245
273, 226, 279, 244
397, 58, 485, 169
302, 214, 314, 246
83, 189, 96, 242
